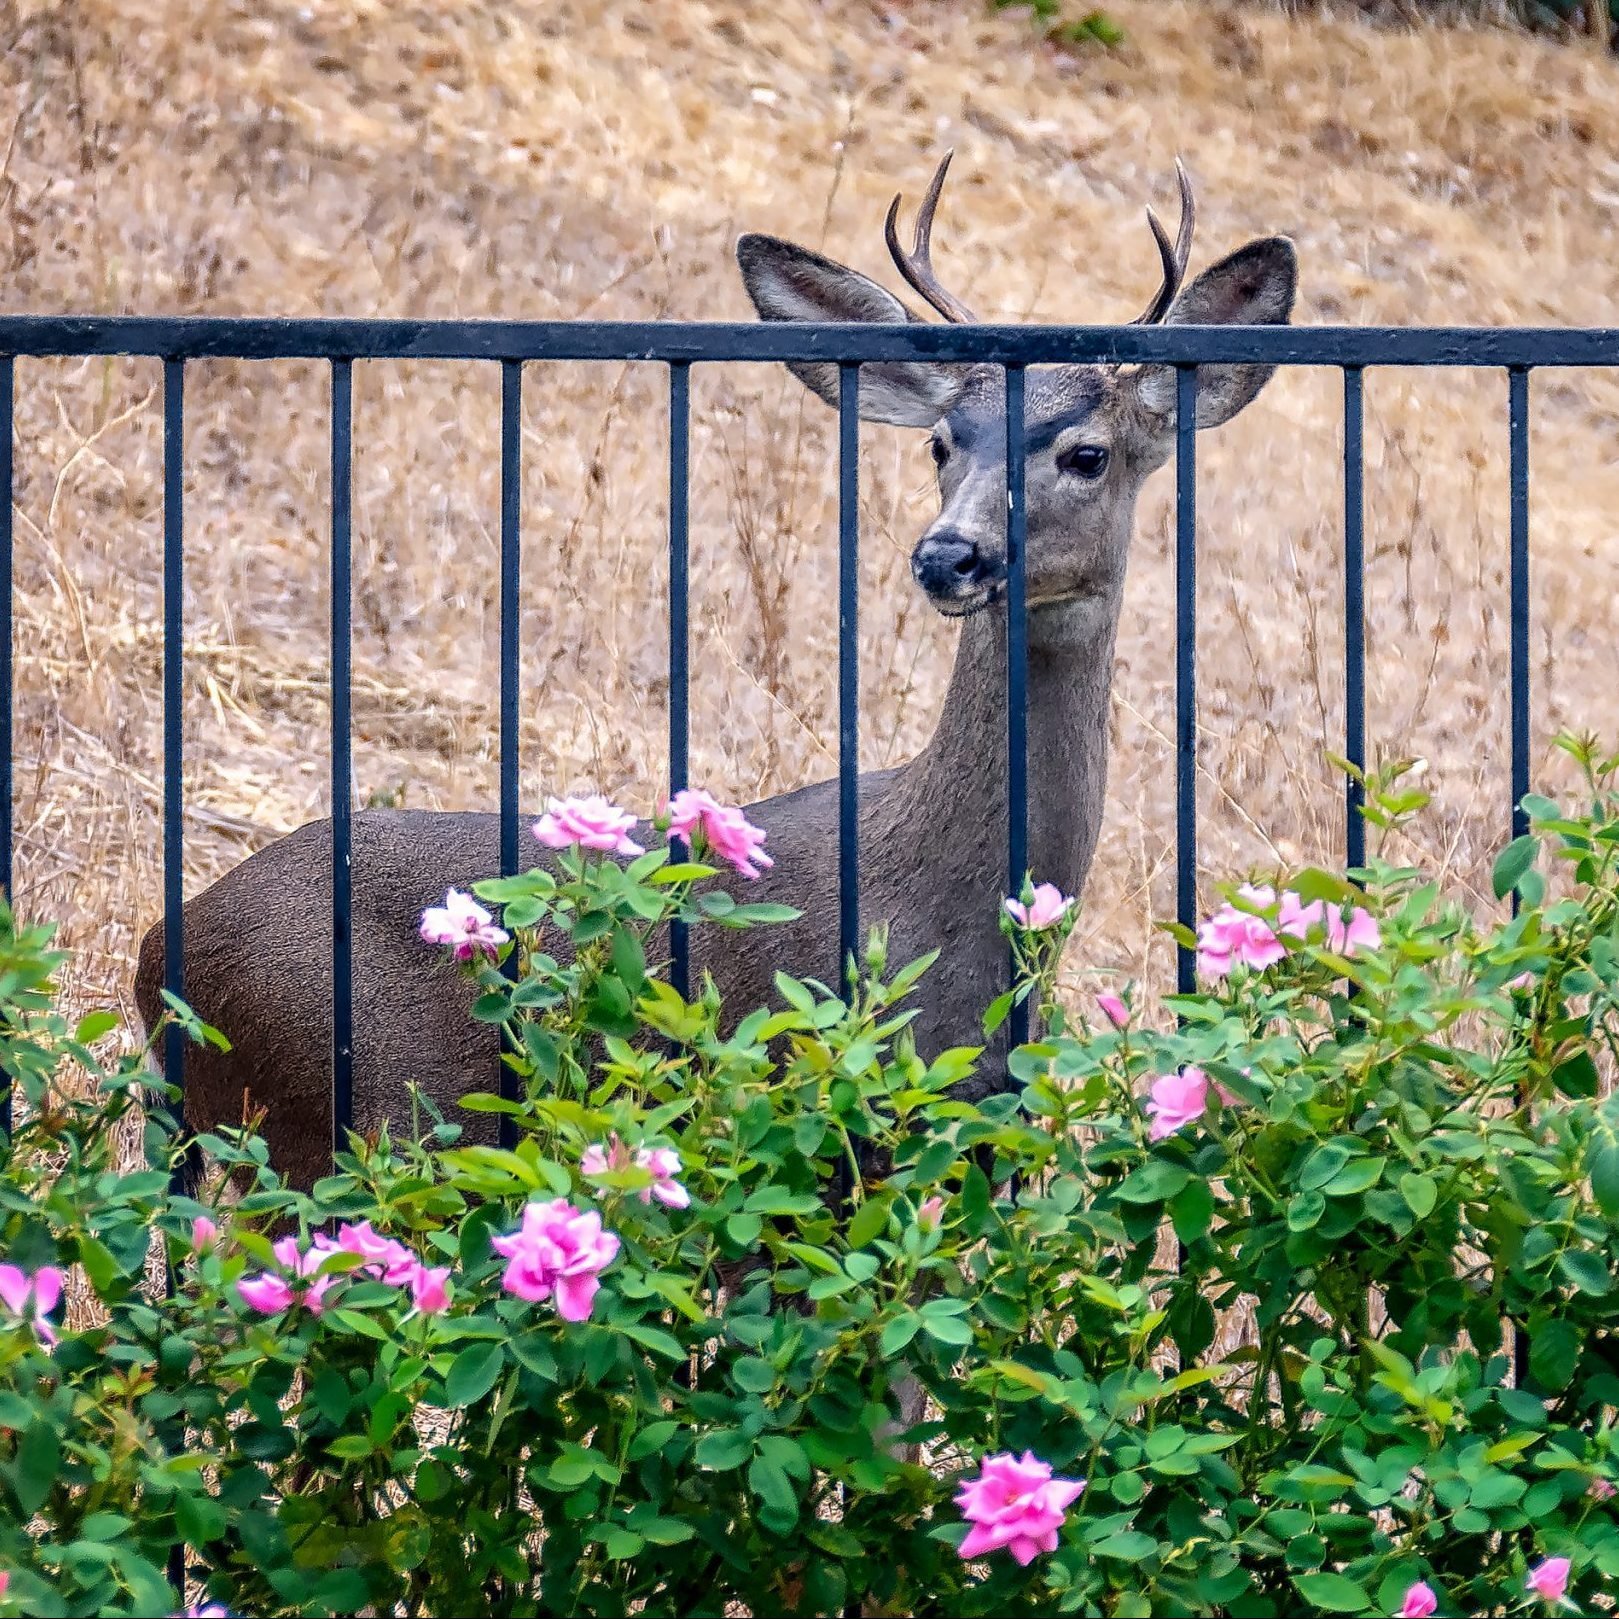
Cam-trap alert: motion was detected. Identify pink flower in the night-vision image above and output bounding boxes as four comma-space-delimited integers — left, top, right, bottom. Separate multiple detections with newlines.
1397, 1581, 1437, 1618
1510, 971, 1537, 993
1526, 1557, 1571, 1604
180, 1604, 229, 1617
1277, 890, 1324, 938
236, 1273, 296, 1315
418, 887, 509, 962
917, 1195, 946, 1231
665, 788, 774, 880
409, 1263, 452, 1315
1143, 1067, 1235, 1140
582, 1137, 690, 1209
191, 1216, 218, 1253
0, 1571, 8, 1600
239, 1235, 338, 1316
1096, 992, 1129, 1028
638, 1146, 690, 1209
491, 1198, 620, 1322
1004, 883, 1075, 931
533, 794, 644, 858
0, 1264, 64, 1349
1323, 903, 1381, 956
1589, 1477, 1616, 1501
336, 1220, 417, 1285
954, 1450, 1085, 1565
1196, 899, 1285, 979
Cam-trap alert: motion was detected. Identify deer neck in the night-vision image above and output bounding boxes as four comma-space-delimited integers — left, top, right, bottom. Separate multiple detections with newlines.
883, 587, 1123, 903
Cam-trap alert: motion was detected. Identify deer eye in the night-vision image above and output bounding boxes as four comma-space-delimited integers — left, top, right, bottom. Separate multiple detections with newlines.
1056, 443, 1108, 479
929, 435, 949, 469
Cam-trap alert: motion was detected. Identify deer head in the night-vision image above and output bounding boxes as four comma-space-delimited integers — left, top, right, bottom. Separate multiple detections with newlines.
735, 154, 1297, 639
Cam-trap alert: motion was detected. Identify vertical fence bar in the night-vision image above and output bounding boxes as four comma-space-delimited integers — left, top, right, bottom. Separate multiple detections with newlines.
838, 364, 860, 990
1343, 367, 1366, 874
832, 364, 860, 1218
162, 360, 187, 1140
1175, 366, 1198, 996
668, 363, 691, 1001
161, 356, 187, 1604
1005, 366, 1029, 1050
330, 360, 354, 1158
0, 356, 11, 1140
1509, 366, 1531, 851
498, 361, 523, 1147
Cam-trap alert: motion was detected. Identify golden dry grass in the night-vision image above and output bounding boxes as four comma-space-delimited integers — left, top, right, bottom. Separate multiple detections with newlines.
5, 0, 1619, 1037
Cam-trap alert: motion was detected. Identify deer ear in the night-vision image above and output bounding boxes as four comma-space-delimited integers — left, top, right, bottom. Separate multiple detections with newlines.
736, 233, 969, 428
1131, 237, 1297, 429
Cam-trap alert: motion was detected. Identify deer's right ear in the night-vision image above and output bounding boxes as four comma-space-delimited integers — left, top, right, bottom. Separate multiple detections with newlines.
736, 233, 968, 428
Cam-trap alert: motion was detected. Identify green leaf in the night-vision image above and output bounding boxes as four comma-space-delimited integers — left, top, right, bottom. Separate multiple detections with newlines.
1591, 1141, 1619, 1218
1558, 1249, 1611, 1296
602, 1527, 645, 1560
627, 1421, 680, 1462
327, 1434, 375, 1460
748, 1454, 799, 1524
1398, 1172, 1438, 1220
1292, 1572, 1370, 1613
637, 1517, 697, 1545
1323, 1156, 1384, 1196
1529, 1318, 1581, 1391
444, 1343, 505, 1407
733, 1357, 777, 1394
1492, 835, 1540, 900
846, 1196, 891, 1250
1116, 1159, 1193, 1204
921, 1313, 973, 1347
1092, 1530, 1157, 1562
695, 1428, 752, 1471
1553, 1050, 1600, 1099
1170, 1179, 1215, 1246
73, 1010, 119, 1045
622, 1323, 686, 1361
1297, 1142, 1356, 1192
880, 1314, 922, 1356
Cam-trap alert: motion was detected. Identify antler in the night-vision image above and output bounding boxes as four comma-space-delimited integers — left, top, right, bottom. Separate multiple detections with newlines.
1130, 158, 1197, 326
884, 150, 979, 325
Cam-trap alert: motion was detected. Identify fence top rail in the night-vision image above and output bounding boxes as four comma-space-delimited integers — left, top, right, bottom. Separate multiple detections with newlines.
2, 316, 1619, 368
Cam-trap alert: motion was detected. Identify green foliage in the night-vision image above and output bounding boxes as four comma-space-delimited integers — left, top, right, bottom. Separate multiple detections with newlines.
992, 0, 1125, 49
7, 737, 1619, 1611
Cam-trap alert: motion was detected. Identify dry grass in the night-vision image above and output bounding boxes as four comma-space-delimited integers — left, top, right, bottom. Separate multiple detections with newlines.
5, 0, 1619, 1039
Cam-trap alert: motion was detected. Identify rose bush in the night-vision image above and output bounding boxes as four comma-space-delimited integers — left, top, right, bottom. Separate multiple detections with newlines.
5, 747, 1619, 1613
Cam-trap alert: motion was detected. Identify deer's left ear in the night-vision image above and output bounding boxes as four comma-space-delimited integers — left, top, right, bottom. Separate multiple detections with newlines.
1131, 237, 1297, 429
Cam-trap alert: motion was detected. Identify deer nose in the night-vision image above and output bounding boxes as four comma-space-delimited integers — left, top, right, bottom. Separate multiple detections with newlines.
912, 532, 991, 595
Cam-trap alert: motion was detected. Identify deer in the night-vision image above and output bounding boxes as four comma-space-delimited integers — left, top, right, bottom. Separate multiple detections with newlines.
134, 154, 1297, 1193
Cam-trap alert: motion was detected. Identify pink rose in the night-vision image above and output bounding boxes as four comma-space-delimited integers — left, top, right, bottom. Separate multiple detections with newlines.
1096, 992, 1129, 1029
409, 1264, 452, 1315
1143, 1067, 1236, 1141
336, 1220, 417, 1285
637, 1146, 690, 1209
236, 1273, 296, 1315
492, 1198, 620, 1322
533, 794, 644, 858
190, 1216, 219, 1253
238, 1234, 337, 1316
418, 887, 509, 962
917, 1195, 946, 1231
1196, 900, 1285, 979
955, 1450, 1085, 1565
0, 1264, 64, 1349
1510, 971, 1537, 993
1004, 882, 1075, 931
1323, 903, 1381, 955
583, 1137, 690, 1209
1277, 889, 1324, 938
1526, 1557, 1571, 1604
1397, 1581, 1437, 1618
665, 788, 774, 880
1589, 1477, 1616, 1501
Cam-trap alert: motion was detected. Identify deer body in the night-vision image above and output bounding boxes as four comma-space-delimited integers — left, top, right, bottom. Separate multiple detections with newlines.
134, 157, 1296, 1189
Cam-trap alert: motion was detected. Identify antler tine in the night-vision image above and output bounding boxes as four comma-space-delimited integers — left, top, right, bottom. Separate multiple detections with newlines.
1131, 157, 1197, 326
884, 150, 979, 325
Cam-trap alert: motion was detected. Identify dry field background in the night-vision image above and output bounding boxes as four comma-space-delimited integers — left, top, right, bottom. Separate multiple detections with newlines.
5, 0, 1619, 1040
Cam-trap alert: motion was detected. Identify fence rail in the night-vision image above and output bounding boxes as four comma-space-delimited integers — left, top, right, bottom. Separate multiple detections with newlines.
0, 314, 1596, 1156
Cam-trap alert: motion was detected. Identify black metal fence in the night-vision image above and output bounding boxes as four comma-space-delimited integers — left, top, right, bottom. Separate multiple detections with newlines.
0, 315, 1603, 1153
